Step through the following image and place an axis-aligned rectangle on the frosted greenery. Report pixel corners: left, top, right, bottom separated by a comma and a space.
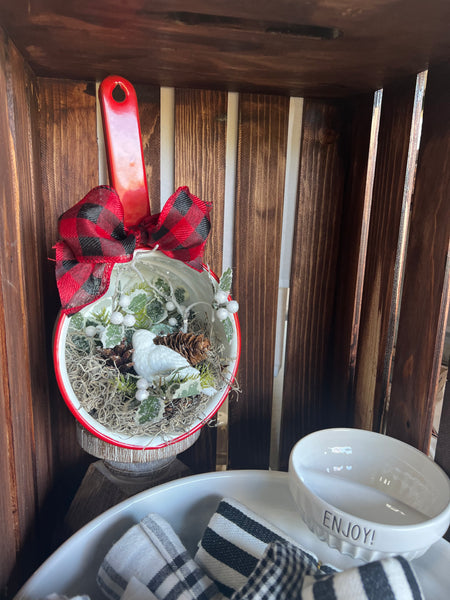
64, 255, 238, 442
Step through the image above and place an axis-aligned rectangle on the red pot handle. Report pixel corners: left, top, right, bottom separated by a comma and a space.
99, 75, 150, 227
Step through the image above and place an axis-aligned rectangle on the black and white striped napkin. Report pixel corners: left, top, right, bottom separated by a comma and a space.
194, 497, 335, 597
47, 497, 425, 600
97, 513, 221, 600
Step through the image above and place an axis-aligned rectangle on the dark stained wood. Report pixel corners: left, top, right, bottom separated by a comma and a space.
64, 459, 192, 537
174, 88, 227, 473
0, 28, 54, 593
229, 93, 289, 469
0, 1, 449, 97
327, 93, 374, 431
386, 65, 450, 452
178, 423, 218, 475
7, 40, 60, 585
37, 78, 98, 477
135, 84, 161, 215
0, 275, 18, 595
0, 30, 37, 558
175, 88, 227, 274
354, 77, 418, 432
8, 36, 56, 529
0, 6, 449, 587
279, 99, 348, 469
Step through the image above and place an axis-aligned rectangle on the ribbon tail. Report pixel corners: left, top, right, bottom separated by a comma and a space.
55, 241, 114, 315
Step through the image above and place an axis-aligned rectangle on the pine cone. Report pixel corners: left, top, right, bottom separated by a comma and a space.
153, 332, 210, 365
99, 341, 134, 374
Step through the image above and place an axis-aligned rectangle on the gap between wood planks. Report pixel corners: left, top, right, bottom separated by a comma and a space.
94, 83, 299, 469
94, 75, 441, 472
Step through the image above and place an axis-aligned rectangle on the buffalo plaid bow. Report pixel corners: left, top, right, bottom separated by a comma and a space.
55, 185, 212, 314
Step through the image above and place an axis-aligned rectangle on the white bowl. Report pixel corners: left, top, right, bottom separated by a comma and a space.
288, 428, 450, 561
14, 471, 450, 600
53, 250, 240, 450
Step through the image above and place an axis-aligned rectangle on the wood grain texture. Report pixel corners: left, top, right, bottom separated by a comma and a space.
0, 279, 18, 597
134, 84, 161, 215
228, 93, 289, 469
37, 78, 98, 476
386, 65, 450, 452
0, 258, 19, 593
175, 88, 227, 273
174, 88, 227, 473
0, 13, 447, 590
279, 99, 348, 469
327, 94, 374, 430
9, 42, 54, 531
0, 29, 37, 556
0, 1, 449, 97
354, 77, 417, 432
0, 28, 54, 594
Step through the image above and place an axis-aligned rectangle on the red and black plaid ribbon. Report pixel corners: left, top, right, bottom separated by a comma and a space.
55, 185, 212, 314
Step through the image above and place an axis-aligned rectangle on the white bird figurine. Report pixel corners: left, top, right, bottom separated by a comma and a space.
132, 329, 199, 384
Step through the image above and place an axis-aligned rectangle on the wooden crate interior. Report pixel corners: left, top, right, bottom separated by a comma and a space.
0, 1, 449, 595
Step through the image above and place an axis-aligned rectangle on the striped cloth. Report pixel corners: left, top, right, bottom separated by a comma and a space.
97, 513, 221, 600
194, 498, 335, 597
46, 498, 424, 600
231, 540, 424, 600
120, 577, 157, 600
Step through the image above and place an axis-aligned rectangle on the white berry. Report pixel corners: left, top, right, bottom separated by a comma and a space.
136, 378, 149, 390
135, 389, 149, 401
96, 325, 105, 334
214, 290, 228, 305
85, 325, 97, 337
123, 314, 136, 327
165, 301, 175, 311
110, 311, 124, 325
216, 307, 229, 321
168, 317, 178, 326
227, 300, 239, 314
119, 294, 131, 308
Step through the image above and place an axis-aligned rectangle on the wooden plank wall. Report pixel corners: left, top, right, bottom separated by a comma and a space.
0, 28, 449, 596
387, 66, 450, 451
0, 28, 53, 595
174, 89, 228, 473
326, 94, 375, 435
352, 66, 450, 454
279, 98, 360, 468
229, 94, 290, 469
354, 76, 420, 432
36, 79, 100, 553
38, 79, 98, 466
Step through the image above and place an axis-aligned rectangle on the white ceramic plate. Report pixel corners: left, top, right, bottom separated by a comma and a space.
15, 471, 450, 599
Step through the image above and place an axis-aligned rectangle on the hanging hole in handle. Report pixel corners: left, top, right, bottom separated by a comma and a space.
112, 83, 127, 103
